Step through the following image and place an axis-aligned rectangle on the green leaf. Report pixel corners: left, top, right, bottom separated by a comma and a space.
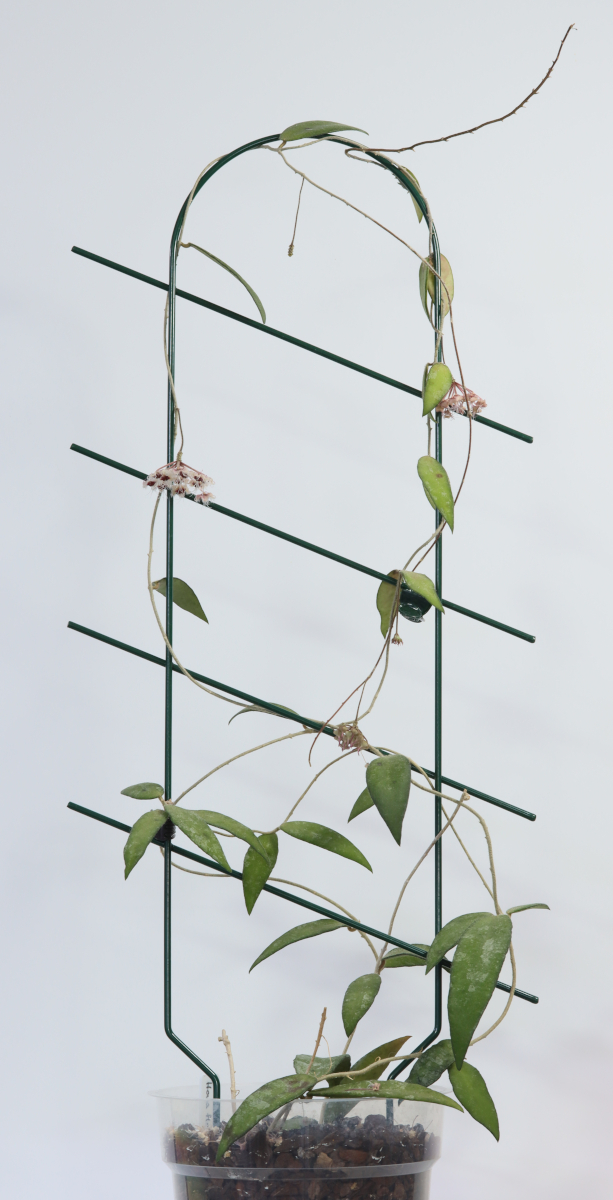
426, 912, 491, 974
279, 120, 368, 142
123, 809, 166, 879
348, 787, 374, 822
216, 1074, 317, 1159
448, 1062, 499, 1140
401, 571, 444, 614
449, 913, 512, 1069
506, 903, 550, 915
397, 166, 424, 223
293, 1053, 350, 1080
228, 703, 300, 726
313, 1080, 462, 1111
280, 821, 372, 871
182, 243, 266, 324
242, 833, 278, 914
365, 754, 411, 845
383, 944, 429, 968
164, 805, 230, 871
418, 255, 454, 320
152, 578, 208, 623
350, 1036, 410, 1082
417, 457, 455, 531
342, 973, 381, 1036
120, 782, 164, 800
249, 918, 343, 972
376, 577, 399, 637
408, 1039, 455, 1086
197, 810, 269, 862
422, 363, 454, 417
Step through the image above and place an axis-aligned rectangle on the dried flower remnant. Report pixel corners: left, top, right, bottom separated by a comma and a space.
144, 461, 215, 504
335, 723, 369, 752
391, 632, 404, 646
436, 382, 487, 419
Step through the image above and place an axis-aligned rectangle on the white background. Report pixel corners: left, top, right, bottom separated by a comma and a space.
1, 2, 611, 1197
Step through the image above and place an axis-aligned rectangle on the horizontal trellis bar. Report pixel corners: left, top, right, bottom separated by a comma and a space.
71, 246, 533, 444
67, 620, 537, 822
67, 801, 538, 1005
69, 443, 536, 644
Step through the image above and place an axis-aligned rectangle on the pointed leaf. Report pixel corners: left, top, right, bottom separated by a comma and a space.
350, 1036, 410, 1082
242, 833, 278, 914
216, 1074, 317, 1159
383, 944, 429, 968
448, 1062, 499, 1140
417, 456, 455, 531
228, 703, 300, 725
280, 120, 368, 142
342, 973, 381, 1036
123, 809, 166, 879
280, 821, 372, 871
397, 167, 424, 223
152, 577, 208, 623
376, 579, 398, 637
449, 913, 512, 1068
506, 903, 550, 915
182, 243, 266, 324
348, 787, 374, 822
419, 254, 454, 319
293, 1053, 350, 1080
313, 1080, 462, 1111
422, 363, 454, 416
409, 1039, 455, 1086
402, 571, 444, 614
249, 918, 343, 972
164, 805, 230, 871
121, 782, 164, 800
197, 810, 269, 861
365, 754, 411, 845
426, 912, 491, 973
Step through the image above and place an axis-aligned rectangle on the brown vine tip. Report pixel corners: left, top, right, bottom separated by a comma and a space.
367, 24, 576, 154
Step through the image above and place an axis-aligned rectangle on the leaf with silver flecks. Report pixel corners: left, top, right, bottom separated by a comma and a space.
242, 833, 279, 914
250, 919, 344, 972
164, 805, 230, 871
409, 1039, 455, 1086
216, 1075, 318, 1159
383, 945, 429, 968
280, 822, 372, 870
342, 974, 382, 1036
448, 913, 512, 1069
123, 809, 166, 879
198, 810, 269, 861
426, 912, 491, 973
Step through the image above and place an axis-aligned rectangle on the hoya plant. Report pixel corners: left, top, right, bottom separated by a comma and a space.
112, 28, 572, 1162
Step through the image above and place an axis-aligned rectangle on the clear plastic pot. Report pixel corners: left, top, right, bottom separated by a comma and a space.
152, 1085, 444, 1200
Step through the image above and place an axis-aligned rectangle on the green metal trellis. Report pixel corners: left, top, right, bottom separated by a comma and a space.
68, 131, 537, 1097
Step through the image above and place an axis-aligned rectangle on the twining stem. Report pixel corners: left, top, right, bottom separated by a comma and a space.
277, 749, 360, 825
441, 804, 495, 900
218, 1029, 238, 1110
173, 729, 310, 805
461, 802, 502, 914
288, 177, 305, 256
306, 1008, 328, 1073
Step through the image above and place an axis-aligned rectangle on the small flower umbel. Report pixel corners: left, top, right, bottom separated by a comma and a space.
335, 723, 369, 752
144, 460, 215, 504
436, 381, 487, 419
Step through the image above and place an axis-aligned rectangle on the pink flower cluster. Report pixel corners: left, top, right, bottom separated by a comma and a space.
335, 723, 368, 752
436, 381, 487, 419
144, 460, 215, 505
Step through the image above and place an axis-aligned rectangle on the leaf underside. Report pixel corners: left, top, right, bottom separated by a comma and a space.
121, 782, 164, 800
422, 363, 454, 417
152, 577, 208, 622
402, 571, 444, 614
182, 244, 266, 324
280, 120, 368, 142
417, 456, 455, 531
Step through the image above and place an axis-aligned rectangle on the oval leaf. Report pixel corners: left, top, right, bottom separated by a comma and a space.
350, 1036, 410, 1082
506, 903, 550, 915
448, 1062, 499, 1140
164, 805, 230, 871
123, 809, 166, 879
402, 571, 444, 614
121, 782, 164, 800
249, 918, 343, 972
418, 255, 454, 319
197, 810, 269, 862
280, 120, 368, 142
152, 577, 208, 623
242, 832, 278, 914
342, 973, 382, 1036
426, 912, 491, 974
314, 1080, 462, 1111
422, 363, 454, 417
216, 1074, 317, 1159
348, 787, 374, 822
365, 754, 411, 845
181, 243, 266, 324
409, 1039, 455, 1086
280, 821, 372, 871
449, 913, 512, 1069
383, 944, 429, 968
417, 456, 455, 531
